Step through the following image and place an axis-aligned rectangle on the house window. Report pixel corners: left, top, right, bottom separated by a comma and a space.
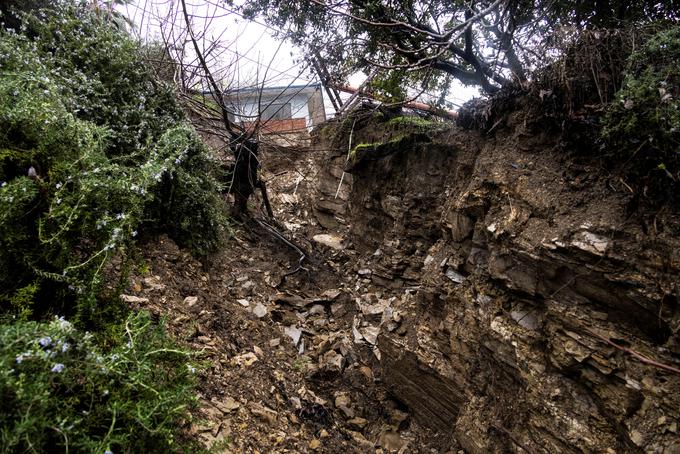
261, 102, 292, 121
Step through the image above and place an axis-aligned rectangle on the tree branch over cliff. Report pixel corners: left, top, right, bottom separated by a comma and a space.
242, 0, 680, 98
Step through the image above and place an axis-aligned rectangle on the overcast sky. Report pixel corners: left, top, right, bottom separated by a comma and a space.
118, 0, 478, 114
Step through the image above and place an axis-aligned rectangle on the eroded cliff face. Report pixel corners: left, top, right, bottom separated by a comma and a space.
312, 115, 680, 453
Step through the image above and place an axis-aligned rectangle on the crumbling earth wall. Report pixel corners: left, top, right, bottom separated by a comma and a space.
312, 115, 680, 453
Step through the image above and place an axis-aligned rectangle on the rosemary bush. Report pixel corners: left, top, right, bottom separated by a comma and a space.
0, 311, 199, 452
0, 2, 227, 319
0, 5, 222, 449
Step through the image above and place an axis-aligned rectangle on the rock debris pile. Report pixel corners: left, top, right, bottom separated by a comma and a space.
123, 116, 679, 453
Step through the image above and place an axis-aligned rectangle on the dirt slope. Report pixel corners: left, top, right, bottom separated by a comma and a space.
123, 110, 679, 453
122, 143, 452, 453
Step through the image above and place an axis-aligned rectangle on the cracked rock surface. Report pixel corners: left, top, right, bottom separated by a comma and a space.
125, 116, 679, 453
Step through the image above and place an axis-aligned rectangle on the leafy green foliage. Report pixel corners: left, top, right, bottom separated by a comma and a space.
0, 3, 227, 319
244, 0, 679, 97
18, 3, 184, 157
0, 311, 200, 452
143, 128, 229, 257
602, 25, 680, 203
0, 0, 59, 31
525, 0, 679, 28
0, 4, 226, 451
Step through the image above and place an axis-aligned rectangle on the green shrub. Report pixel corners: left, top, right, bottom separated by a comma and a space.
0, 311, 200, 452
0, 3, 228, 319
142, 128, 229, 258
602, 25, 680, 204
0, 5, 220, 450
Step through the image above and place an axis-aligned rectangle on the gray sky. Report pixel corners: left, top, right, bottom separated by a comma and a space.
118, 0, 478, 113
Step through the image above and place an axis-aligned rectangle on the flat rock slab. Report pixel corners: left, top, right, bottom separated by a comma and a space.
313, 233, 345, 251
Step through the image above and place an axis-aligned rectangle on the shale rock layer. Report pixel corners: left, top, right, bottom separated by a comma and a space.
312, 116, 680, 453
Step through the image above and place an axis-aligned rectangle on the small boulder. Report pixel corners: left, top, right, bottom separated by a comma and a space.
230, 352, 258, 367
120, 294, 149, 304
184, 296, 199, 306
348, 417, 368, 429
285, 325, 303, 346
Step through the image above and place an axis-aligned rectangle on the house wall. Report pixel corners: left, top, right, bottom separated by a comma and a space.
222, 86, 326, 147
235, 93, 312, 125
307, 89, 326, 126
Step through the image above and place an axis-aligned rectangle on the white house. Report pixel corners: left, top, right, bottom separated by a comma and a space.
201, 83, 326, 145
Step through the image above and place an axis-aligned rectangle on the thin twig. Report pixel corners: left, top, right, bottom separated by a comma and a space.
585, 328, 680, 374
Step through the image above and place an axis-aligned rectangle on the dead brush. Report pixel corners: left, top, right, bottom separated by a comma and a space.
529, 26, 642, 118
458, 25, 659, 132
531, 22, 678, 115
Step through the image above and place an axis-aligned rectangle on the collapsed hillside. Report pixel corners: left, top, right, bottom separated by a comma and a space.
308, 108, 680, 452
3, 4, 679, 453
122, 100, 680, 453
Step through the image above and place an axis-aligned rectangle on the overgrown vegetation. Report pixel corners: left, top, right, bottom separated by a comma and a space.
531, 28, 638, 117
0, 2, 227, 320
0, 312, 199, 452
246, 0, 679, 98
456, 22, 679, 209
0, 2, 227, 450
601, 25, 680, 204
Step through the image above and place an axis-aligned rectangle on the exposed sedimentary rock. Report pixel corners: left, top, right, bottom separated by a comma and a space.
312, 118, 680, 453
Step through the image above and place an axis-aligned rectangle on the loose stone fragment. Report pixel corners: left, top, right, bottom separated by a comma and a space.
253, 302, 268, 318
